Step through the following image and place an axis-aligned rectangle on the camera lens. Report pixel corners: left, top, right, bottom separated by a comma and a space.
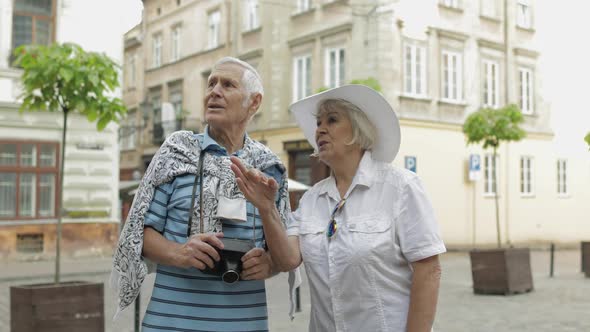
222, 270, 240, 284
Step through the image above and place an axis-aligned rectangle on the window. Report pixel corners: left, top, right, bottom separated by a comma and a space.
442, 50, 463, 101
484, 154, 499, 195
171, 26, 181, 62
516, 0, 531, 28
404, 43, 427, 96
519, 68, 533, 114
244, 0, 259, 31
16, 233, 44, 253
325, 48, 345, 89
557, 159, 567, 195
169, 84, 183, 119
483, 60, 499, 108
0, 142, 58, 219
208, 10, 221, 49
293, 55, 312, 102
296, 0, 311, 13
11, 0, 55, 51
152, 34, 162, 68
520, 156, 534, 195
120, 110, 137, 151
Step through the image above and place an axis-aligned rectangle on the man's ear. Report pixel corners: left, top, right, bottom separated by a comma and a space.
248, 93, 262, 116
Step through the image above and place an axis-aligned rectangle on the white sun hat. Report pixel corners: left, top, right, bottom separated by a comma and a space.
289, 84, 401, 163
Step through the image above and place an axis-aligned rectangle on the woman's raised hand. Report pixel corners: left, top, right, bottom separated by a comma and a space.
230, 156, 278, 213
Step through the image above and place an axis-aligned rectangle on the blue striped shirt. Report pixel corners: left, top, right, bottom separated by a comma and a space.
142, 131, 283, 332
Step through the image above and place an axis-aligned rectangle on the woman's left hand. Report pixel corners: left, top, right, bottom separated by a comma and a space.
230, 156, 278, 213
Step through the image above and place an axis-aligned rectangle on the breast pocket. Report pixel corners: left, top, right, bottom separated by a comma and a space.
298, 220, 326, 266
344, 214, 393, 265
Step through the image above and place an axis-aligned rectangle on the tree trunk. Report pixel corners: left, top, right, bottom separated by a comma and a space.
55, 109, 68, 283
493, 147, 501, 248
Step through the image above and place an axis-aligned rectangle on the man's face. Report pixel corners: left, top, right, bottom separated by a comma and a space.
204, 63, 251, 128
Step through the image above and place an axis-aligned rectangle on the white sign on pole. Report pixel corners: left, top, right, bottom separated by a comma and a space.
469, 154, 481, 181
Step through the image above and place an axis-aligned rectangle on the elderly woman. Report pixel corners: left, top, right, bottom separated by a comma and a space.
112, 57, 293, 332
233, 85, 446, 332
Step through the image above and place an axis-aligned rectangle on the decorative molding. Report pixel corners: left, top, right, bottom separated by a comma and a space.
242, 26, 262, 37
514, 47, 539, 59
438, 4, 464, 14
239, 48, 264, 61
433, 28, 469, 42
477, 38, 505, 52
399, 94, 432, 103
479, 15, 501, 24
146, 44, 226, 73
291, 7, 316, 19
322, 0, 349, 9
288, 22, 353, 47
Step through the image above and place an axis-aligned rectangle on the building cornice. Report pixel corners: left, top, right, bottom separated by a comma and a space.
145, 44, 226, 74
477, 38, 505, 52
288, 22, 353, 47
0, 101, 21, 110
239, 48, 264, 61
0, 67, 22, 78
514, 47, 539, 59
432, 27, 469, 42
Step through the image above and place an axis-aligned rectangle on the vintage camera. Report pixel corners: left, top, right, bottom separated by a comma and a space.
202, 238, 255, 284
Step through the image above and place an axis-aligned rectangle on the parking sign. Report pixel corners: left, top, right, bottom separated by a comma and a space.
469, 154, 481, 181
405, 156, 417, 173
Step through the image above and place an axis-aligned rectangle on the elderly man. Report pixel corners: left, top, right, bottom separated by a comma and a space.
111, 57, 292, 332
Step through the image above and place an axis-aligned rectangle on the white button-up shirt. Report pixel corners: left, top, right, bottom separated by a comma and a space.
287, 151, 446, 332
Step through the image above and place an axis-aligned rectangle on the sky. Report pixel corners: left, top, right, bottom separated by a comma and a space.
58, 0, 589, 157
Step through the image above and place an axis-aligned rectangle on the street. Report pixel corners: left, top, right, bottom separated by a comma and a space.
1, 249, 589, 331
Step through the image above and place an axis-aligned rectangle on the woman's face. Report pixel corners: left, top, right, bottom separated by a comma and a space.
315, 108, 361, 165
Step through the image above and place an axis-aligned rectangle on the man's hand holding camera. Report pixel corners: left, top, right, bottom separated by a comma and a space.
175, 232, 225, 270
241, 248, 274, 280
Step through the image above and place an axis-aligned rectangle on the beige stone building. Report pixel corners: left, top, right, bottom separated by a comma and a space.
121, 0, 590, 247
0, 0, 120, 259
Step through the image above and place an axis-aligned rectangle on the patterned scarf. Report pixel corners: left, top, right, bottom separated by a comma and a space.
110, 130, 291, 318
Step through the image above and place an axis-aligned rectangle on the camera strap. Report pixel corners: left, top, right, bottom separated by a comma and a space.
186, 150, 257, 244
187, 150, 206, 237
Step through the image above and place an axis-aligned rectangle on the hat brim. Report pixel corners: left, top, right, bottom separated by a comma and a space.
289, 85, 401, 163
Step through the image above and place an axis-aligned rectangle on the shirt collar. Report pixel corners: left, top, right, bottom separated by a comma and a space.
199, 126, 248, 156
318, 150, 376, 200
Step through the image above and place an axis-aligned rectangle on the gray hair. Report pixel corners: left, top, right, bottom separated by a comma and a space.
316, 98, 377, 151
212, 57, 264, 103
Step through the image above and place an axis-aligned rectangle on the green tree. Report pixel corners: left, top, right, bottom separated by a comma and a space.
349, 77, 381, 92
585, 132, 590, 150
462, 105, 526, 248
316, 77, 382, 94
13, 43, 126, 283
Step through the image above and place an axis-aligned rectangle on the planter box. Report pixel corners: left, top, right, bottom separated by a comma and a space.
469, 248, 534, 295
11, 281, 104, 332
582, 241, 590, 277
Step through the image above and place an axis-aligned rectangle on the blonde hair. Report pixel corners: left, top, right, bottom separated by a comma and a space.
315, 98, 377, 152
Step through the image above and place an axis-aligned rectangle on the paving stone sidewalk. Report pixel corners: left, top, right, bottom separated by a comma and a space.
1, 250, 589, 332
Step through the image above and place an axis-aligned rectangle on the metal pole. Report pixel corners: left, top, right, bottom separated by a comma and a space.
135, 292, 141, 332
549, 243, 555, 278
295, 287, 301, 312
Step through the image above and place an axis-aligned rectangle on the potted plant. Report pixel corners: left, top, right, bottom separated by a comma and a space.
10, 43, 126, 332
463, 105, 533, 295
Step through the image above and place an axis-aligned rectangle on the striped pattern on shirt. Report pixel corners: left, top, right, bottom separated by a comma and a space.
142, 170, 277, 332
